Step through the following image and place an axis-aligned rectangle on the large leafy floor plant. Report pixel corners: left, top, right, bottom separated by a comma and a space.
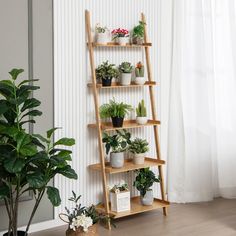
0, 69, 78, 236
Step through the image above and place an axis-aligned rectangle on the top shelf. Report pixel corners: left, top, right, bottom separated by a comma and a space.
88, 42, 152, 48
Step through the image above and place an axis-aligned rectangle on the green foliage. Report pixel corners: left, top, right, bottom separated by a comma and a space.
0, 68, 78, 236
119, 62, 133, 73
129, 138, 149, 154
133, 21, 145, 39
133, 168, 159, 197
102, 129, 131, 154
135, 62, 144, 77
136, 99, 147, 117
96, 61, 119, 80
99, 98, 132, 119
95, 24, 108, 34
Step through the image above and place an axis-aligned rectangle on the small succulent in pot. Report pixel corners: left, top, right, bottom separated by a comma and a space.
99, 98, 133, 127
134, 62, 145, 85
95, 61, 119, 86
136, 99, 147, 125
132, 21, 145, 45
129, 138, 149, 165
133, 168, 160, 206
95, 23, 109, 44
118, 62, 133, 86
102, 130, 131, 168
111, 28, 129, 45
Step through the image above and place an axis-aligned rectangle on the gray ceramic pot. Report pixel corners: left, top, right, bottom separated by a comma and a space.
140, 189, 154, 205
110, 152, 124, 168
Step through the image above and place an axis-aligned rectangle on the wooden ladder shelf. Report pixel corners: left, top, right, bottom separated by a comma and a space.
85, 10, 169, 229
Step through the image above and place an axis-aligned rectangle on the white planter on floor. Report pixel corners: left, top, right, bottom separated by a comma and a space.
120, 73, 132, 85
136, 116, 147, 125
134, 76, 145, 85
133, 153, 145, 165
110, 190, 130, 212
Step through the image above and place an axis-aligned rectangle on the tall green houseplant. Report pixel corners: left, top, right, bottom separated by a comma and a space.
0, 69, 78, 236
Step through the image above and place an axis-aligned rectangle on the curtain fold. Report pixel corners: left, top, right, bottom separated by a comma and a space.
168, 0, 236, 203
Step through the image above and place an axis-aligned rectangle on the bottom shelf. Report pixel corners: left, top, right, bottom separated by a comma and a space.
97, 196, 170, 219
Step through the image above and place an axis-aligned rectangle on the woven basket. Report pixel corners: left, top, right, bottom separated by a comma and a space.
66, 224, 98, 236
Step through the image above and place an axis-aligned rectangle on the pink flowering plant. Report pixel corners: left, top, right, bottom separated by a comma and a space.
111, 28, 129, 39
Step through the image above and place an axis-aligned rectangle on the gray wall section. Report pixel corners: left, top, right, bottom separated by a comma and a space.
0, 0, 54, 231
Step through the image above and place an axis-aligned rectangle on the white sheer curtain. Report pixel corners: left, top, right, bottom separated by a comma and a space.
168, 0, 236, 202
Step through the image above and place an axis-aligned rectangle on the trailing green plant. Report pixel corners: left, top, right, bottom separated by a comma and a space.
95, 61, 119, 80
136, 99, 147, 117
99, 98, 132, 119
119, 62, 133, 73
95, 23, 108, 33
129, 138, 149, 154
133, 168, 159, 197
132, 21, 145, 39
135, 62, 144, 77
0, 69, 78, 236
102, 129, 131, 154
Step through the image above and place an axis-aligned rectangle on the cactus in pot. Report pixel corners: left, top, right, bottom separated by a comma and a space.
119, 62, 133, 86
136, 99, 147, 125
134, 62, 145, 85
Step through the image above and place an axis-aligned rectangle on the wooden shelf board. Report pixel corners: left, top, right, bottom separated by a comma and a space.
96, 197, 169, 219
89, 158, 165, 174
88, 42, 152, 48
87, 81, 156, 89
88, 119, 160, 131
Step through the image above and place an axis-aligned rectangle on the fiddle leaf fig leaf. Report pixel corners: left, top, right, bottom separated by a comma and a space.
4, 156, 25, 173
54, 138, 75, 146
47, 186, 61, 206
0, 100, 8, 115
27, 172, 46, 188
20, 144, 38, 157
21, 98, 41, 112
57, 165, 78, 179
47, 127, 59, 139
0, 184, 10, 200
9, 68, 24, 80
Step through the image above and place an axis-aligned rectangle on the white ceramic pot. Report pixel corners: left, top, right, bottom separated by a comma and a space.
120, 73, 132, 85
134, 77, 145, 85
140, 189, 154, 206
133, 153, 145, 165
136, 116, 148, 125
117, 37, 129, 45
97, 32, 108, 44
110, 152, 124, 168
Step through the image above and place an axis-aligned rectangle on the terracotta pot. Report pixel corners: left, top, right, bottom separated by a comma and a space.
66, 224, 98, 236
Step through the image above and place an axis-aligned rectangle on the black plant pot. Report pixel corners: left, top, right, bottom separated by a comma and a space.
111, 116, 124, 127
102, 78, 112, 87
3, 231, 28, 236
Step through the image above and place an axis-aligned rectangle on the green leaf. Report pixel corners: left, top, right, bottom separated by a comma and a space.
47, 127, 59, 139
21, 109, 42, 119
26, 172, 46, 188
54, 138, 75, 146
17, 85, 40, 97
57, 165, 78, 179
0, 100, 8, 115
9, 68, 24, 80
18, 79, 39, 86
0, 184, 10, 200
19, 120, 36, 126
47, 186, 61, 206
33, 134, 49, 143
4, 156, 25, 173
21, 98, 41, 112
15, 132, 31, 152
0, 80, 15, 98
50, 156, 67, 168
20, 144, 38, 156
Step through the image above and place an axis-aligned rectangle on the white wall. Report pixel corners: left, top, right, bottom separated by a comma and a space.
53, 0, 173, 216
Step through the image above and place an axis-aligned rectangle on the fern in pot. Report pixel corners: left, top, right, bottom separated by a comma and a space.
129, 138, 149, 165
102, 130, 131, 168
118, 62, 133, 86
95, 61, 118, 87
0, 69, 78, 236
133, 168, 159, 206
99, 98, 132, 127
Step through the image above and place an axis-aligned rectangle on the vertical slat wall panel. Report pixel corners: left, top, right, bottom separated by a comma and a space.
54, 0, 161, 217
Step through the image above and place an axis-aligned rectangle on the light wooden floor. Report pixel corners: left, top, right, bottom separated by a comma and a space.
31, 198, 236, 236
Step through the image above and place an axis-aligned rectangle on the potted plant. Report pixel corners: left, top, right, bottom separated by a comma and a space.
118, 62, 133, 86
0, 69, 78, 236
95, 23, 109, 44
133, 168, 159, 206
109, 180, 130, 212
102, 130, 131, 168
132, 21, 145, 45
60, 192, 112, 236
95, 61, 119, 86
134, 62, 145, 85
111, 28, 129, 45
99, 98, 132, 127
129, 138, 149, 165
136, 99, 147, 125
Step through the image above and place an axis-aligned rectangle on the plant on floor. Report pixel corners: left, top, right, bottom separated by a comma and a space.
133, 168, 159, 197
95, 61, 119, 86
99, 98, 132, 127
135, 62, 144, 77
60, 191, 113, 234
132, 21, 145, 44
129, 138, 149, 154
119, 62, 133, 73
0, 69, 78, 236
